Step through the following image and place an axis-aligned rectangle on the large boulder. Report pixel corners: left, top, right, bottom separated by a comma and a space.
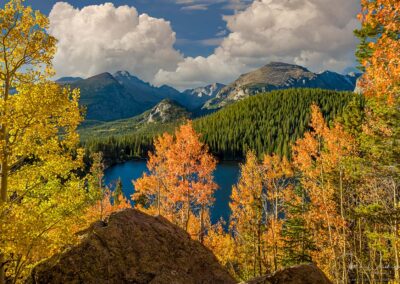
28, 209, 235, 284
242, 264, 332, 284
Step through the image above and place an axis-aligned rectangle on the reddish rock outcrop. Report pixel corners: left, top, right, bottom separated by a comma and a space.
243, 264, 332, 284
29, 209, 235, 284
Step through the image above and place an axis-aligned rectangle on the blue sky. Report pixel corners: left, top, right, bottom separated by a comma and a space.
25, 0, 250, 58
21, 0, 360, 90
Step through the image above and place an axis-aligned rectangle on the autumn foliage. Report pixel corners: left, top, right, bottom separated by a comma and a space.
134, 121, 217, 241
0, 0, 399, 283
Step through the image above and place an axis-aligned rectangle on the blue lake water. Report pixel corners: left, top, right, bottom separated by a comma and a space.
104, 160, 241, 223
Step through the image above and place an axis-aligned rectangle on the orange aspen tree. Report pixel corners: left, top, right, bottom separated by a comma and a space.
262, 154, 293, 272
133, 133, 175, 219
355, 1, 400, 281
292, 105, 356, 282
230, 151, 266, 280
134, 121, 217, 242
357, 0, 400, 102
204, 221, 237, 278
229, 151, 293, 280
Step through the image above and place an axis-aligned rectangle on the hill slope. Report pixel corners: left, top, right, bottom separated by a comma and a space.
203, 62, 360, 109
195, 88, 359, 159
79, 99, 190, 141
84, 89, 360, 163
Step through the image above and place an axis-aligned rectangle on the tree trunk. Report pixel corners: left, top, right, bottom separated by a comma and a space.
392, 180, 400, 283
339, 168, 347, 283
0, 81, 10, 284
257, 221, 262, 276
0, 253, 5, 284
185, 188, 190, 232
199, 205, 204, 244
0, 157, 7, 203
157, 182, 161, 216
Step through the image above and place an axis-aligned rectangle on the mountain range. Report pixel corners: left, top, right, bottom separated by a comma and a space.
203, 62, 360, 109
56, 62, 360, 123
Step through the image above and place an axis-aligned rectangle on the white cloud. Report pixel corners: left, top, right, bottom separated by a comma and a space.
181, 4, 209, 11
49, 2, 183, 81
49, 0, 360, 91
175, 0, 251, 12
154, 0, 360, 89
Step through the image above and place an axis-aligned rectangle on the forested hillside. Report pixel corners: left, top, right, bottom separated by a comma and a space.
84, 88, 359, 163
195, 88, 360, 159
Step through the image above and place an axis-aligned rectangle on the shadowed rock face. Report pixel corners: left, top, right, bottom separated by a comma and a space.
28, 209, 235, 284
242, 264, 332, 284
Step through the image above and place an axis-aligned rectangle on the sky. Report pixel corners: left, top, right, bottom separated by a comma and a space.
25, 0, 361, 90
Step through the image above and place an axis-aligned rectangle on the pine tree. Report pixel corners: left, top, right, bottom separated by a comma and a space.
114, 178, 124, 205
282, 185, 315, 266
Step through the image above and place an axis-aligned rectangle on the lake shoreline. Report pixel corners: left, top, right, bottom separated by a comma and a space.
105, 160, 241, 224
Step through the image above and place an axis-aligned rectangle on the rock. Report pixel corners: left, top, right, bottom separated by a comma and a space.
28, 209, 235, 284
242, 264, 332, 284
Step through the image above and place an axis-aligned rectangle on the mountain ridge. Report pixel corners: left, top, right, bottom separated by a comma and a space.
79, 99, 190, 140
58, 62, 361, 122
203, 62, 361, 109
65, 71, 193, 122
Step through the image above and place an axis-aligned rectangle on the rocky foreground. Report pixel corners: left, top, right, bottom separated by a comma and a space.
242, 264, 332, 284
28, 209, 331, 284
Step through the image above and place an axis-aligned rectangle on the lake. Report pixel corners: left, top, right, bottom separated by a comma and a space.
105, 160, 241, 223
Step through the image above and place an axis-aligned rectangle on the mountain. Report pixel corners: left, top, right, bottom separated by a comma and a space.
79, 99, 190, 140
59, 63, 360, 122
203, 62, 361, 109
56, 77, 83, 84
112, 71, 165, 105
69, 72, 148, 122
183, 83, 225, 110
66, 71, 193, 122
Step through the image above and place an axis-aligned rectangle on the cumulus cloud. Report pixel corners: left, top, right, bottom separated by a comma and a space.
181, 4, 209, 11
175, 0, 251, 12
154, 0, 360, 89
49, 0, 360, 90
49, 2, 183, 81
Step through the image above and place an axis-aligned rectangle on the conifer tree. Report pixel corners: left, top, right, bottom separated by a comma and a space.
281, 185, 315, 266
114, 178, 124, 206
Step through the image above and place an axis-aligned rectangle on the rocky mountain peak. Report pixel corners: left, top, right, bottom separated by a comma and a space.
184, 83, 225, 98
146, 99, 189, 123
203, 62, 361, 110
